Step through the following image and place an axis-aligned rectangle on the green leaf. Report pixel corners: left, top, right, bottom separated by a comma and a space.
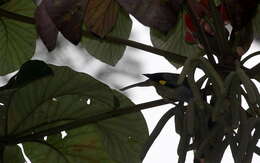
81, 8, 132, 66
23, 91, 148, 163
0, 0, 36, 75
252, 4, 260, 36
4, 145, 25, 163
236, 66, 257, 105
150, 15, 201, 68
6, 63, 116, 135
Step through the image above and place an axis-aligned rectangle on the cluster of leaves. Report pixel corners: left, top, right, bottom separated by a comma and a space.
0, 0, 260, 163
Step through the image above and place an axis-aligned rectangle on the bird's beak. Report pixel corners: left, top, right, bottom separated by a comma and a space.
120, 80, 152, 91
142, 74, 152, 78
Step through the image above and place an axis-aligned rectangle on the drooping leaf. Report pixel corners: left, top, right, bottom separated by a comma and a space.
150, 14, 201, 68
116, 0, 181, 32
82, 8, 132, 66
35, 2, 58, 51
23, 92, 148, 163
85, 0, 119, 37
43, 0, 87, 45
4, 145, 25, 163
236, 66, 257, 105
0, 0, 36, 75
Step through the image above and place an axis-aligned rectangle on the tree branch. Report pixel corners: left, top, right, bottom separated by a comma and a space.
5, 99, 171, 144
0, 8, 186, 65
140, 107, 177, 160
0, 8, 35, 24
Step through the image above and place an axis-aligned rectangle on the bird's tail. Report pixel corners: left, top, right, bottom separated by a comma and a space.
120, 80, 151, 91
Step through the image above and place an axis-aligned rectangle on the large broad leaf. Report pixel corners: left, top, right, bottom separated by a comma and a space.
4, 145, 25, 163
4, 62, 116, 135
150, 15, 201, 68
0, 0, 36, 75
23, 91, 148, 163
82, 8, 132, 66
0, 60, 148, 162
85, 0, 119, 37
116, 0, 180, 32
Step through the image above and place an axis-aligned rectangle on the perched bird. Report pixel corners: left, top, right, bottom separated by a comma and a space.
120, 73, 193, 102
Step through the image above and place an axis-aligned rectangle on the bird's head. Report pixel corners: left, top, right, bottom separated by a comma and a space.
143, 73, 180, 88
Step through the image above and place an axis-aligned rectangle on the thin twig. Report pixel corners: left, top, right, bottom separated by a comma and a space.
140, 107, 177, 160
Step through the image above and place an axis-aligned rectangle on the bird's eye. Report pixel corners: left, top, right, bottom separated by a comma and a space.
159, 80, 167, 85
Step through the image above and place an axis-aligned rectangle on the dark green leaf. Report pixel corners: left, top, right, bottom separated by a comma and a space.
174, 105, 184, 135
150, 15, 201, 68
177, 121, 190, 163
0, 0, 36, 75
6, 63, 115, 135
186, 103, 195, 136
236, 66, 257, 104
23, 92, 148, 163
4, 145, 25, 163
252, 4, 260, 36
82, 9, 132, 66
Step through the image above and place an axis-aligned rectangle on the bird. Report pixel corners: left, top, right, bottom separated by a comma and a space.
120, 73, 193, 102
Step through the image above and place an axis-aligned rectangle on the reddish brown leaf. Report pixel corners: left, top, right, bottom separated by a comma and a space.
85, 0, 119, 37
185, 31, 197, 44
218, 4, 229, 24
184, 14, 197, 32
43, 0, 88, 44
116, 0, 181, 32
35, 3, 58, 51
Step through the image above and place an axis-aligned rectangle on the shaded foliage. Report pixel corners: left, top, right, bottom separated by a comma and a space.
0, 0, 259, 163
